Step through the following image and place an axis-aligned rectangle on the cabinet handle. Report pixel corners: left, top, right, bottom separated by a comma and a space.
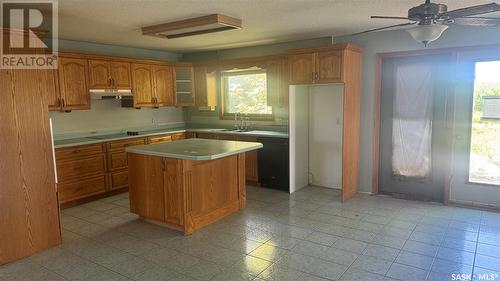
108, 78, 112, 86
315, 72, 319, 80
61, 98, 66, 108
57, 97, 61, 107
112, 78, 115, 88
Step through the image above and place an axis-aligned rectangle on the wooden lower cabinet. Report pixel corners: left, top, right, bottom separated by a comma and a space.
195, 133, 259, 183
55, 133, 190, 207
128, 152, 246, 234
110, 170, 129, 190
56, 144, 108, 205
58, 175, 108, 203
148, 135, 172, 144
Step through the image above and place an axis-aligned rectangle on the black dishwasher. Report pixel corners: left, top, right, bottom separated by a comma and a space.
257, 137, 289, 191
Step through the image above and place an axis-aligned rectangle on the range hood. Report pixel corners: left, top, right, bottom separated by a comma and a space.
90, 89, 133, 100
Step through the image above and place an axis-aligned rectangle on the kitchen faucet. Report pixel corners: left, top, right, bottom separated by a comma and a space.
234, 112, 250, 131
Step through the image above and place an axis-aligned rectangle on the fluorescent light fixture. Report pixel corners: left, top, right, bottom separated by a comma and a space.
406, 24, 448, 46
142, 14, 241, 39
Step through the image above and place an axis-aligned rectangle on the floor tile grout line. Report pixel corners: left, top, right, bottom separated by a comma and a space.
470, 211, 484, 278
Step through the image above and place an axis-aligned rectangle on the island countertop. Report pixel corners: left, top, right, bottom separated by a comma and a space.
126, 138, 263, 161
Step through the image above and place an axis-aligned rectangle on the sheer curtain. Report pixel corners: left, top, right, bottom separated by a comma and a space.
392, 61, 433, 178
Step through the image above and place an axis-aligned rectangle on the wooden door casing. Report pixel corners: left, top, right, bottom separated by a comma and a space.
58, 57, 90, 110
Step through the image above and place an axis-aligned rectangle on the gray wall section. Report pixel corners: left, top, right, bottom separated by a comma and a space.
182, 37, 332, 61
331, 25, 500, 194
58, 39, 183, 61
185, 25, 500, 198
183, 37, 332, 131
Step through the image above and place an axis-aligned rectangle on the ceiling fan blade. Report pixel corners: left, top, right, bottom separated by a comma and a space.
453, 17, 500, 26
371, 16, 411, 20
441, 3, 500, 19
351, 22, 416, 36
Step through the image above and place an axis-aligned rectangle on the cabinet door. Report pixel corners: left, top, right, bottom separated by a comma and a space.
245, 151, 259, 182
315, 50, 343, 83
288, 53, 314, 84
153, 65, 175, 107
131, 64, 154, 107
194, 66, 217, 107
110, 61, 131, 89
148, 135, 172, 144
128, 154, 165, 221
38, 69, 60, 111
58, 57, 90, 110
267, 58, 288, 107
163, 158, 183, 226
236, 136, 259, 182
88, 59, 111, 89
174, 66, 195, 106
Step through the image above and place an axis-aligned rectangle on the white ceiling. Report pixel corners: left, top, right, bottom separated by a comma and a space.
58, 0, 498, 53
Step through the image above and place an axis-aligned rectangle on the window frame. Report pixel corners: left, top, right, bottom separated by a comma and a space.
219, 68, 274, 121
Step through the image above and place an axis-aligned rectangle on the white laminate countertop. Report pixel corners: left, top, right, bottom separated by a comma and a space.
53, 127, 288, 149
126, 138, 263, 160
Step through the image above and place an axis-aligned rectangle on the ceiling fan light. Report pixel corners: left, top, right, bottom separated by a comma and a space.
406, 24, 448, 46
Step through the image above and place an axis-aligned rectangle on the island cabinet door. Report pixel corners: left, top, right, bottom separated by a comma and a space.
128, 154, 165, 221
163, 158, 183, 226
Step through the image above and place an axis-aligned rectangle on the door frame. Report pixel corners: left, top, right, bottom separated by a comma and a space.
371, 44, 500, 203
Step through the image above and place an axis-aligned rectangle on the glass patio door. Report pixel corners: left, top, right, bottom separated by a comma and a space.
379, 54, 452, 202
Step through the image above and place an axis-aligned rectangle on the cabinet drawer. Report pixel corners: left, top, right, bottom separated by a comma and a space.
108, 151, 128, 170
110, 170, 129, 190
196, 132, 219, 139
171, 133, 186, 141
56, 143, 105, 160
57, 154, 107, 181
58, 175, 107, 203
218, 134, 236, 141
236, 136, 257, 142
107, 138, 146, 152
148, 135, 172, 144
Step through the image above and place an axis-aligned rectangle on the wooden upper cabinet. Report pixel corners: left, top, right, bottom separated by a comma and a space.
315, 50, 343, 83
153, 65, 175, 107
89, 60, 131, 89
110, 61, 131, 89
288, 53, 314, 85
131, 63, 154, 107
58, 57, 90, 110
38, 69, 60, 110
88, 59, 111, 88
194, 66, 217, 107
174, 65, 195, 106
267, 58, 288, 107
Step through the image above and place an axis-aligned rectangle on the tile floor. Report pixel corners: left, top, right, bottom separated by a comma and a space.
1, 186, 500, 281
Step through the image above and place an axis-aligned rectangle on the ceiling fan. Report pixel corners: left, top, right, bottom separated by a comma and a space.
355, 0, 500, 46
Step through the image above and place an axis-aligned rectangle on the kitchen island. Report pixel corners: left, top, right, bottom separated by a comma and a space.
126, 138, 262, 235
